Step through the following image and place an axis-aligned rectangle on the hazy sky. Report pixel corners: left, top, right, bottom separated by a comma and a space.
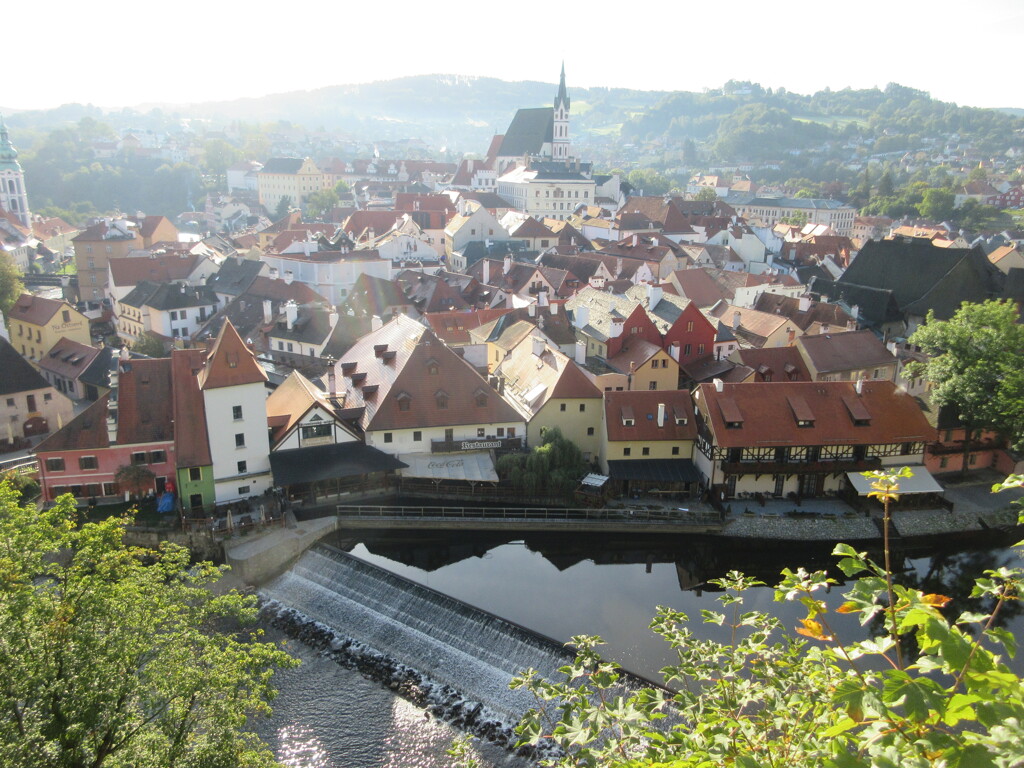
8, 0, 1022, 112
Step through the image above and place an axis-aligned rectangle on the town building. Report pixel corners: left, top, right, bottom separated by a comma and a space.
257, 157, 330, 213
0, 337, 74, 445
6, 294, 91, 363
72, 216, 179, 300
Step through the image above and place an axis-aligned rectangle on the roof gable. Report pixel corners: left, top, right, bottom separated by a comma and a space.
197, 320, 267, 390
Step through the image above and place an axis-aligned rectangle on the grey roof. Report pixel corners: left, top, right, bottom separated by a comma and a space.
206, 258, 264, 298
79, 346, 114, 389
498, 107, 553, 157
838, 239, 1003, 320
809, 277, 903, 328
0, 337, 51, 395
120, 281, 219, 311
270, 442, 406, 485
261, 157, 306, 174
724, 193, 850, 210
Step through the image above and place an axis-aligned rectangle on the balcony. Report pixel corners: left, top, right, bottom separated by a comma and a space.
927, 438, 1005, 457
430, 436, 523, 454
721, 457, 881, 476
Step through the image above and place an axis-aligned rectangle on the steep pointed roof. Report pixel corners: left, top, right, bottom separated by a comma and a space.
554, 62, 570, 111
197, 320, 267, 390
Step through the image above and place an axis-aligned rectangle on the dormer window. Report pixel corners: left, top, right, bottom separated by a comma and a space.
474, 390, 488, 407
426, 358, 439, 375
435, 390, 449, 409
396, 392, 412, 412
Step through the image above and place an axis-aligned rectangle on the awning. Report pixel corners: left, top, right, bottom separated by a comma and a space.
846, 466, 945, 496
606, 459, 701, 484
580, 473, 609, 488
399, 451, 499, 482
270, 442, 407, 486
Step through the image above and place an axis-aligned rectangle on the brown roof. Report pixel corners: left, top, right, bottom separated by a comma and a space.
752, 293, 854, 332
709, 303, 792, 346
171, 349, 211, 467
197, 320, 268, 390
9, 293, 71, 325
265, 370, 348, 446
607, 338, 666, 374
694, 380, 933, 448
34, 396, 111, 453
604, 389, 697, 442
134, 215, 174, 240
115, 357, 174, 444
671, 269, 729, 307
38, 338, 103, 379
423, 308, 512, 345
731, 347, 811, 382
795, 330, 896, 374
108, 253, 201, 287
510, 217, 555, 239
334, 314, 522, 432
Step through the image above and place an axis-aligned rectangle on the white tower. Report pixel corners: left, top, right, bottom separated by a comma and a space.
0, 117, 31, 228
552, 63, 571, 162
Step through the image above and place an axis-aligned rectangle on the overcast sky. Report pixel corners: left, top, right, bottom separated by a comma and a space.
7, 0, 1021, 112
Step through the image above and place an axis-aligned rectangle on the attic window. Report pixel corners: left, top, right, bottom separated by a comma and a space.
620, 405, 635, 427
435, 390, 449, 409
362, 384, 379, 398
426, 358, 440, 375
842, 395, 872, 426
341, 361, 357, 375
396, 391, 412, 411
350, 372, 367, 384
787, 395, 814, 428
373, 344, 388, 357
226, 352, 238, 369
474, 390, 488, 407
718, 397, 744, 429
382, 350, 396, 363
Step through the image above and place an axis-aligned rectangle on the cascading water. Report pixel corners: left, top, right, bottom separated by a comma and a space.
259, 544, 580, 723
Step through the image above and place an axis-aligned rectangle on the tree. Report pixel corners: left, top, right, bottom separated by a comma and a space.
0, 480, 297, 766
304, 188, 340, 219
909, 300, 1024, 475
114, 463, 157, 500
692, 186, 718, 202
202, 139, 242, 177
877, 169, 895, 198
274, 196, 292, 220
917, 187, 956, 221
0, 253, 24, 316
481, 469, 1024, 768
131, 332, 167, 357
626, 169, 671, 197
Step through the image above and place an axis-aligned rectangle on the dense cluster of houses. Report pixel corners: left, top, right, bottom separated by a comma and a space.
3, 75, 1024, 516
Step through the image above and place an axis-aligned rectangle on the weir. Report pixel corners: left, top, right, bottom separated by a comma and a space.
260, 544, 597, 721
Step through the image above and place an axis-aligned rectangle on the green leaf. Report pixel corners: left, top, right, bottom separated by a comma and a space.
985, 627, 1018, 658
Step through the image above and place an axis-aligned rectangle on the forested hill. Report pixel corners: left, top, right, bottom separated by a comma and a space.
622, 82, 1024, 161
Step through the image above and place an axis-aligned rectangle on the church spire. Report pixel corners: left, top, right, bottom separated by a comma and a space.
554, 62, 570, 112
0, 115, 31, 227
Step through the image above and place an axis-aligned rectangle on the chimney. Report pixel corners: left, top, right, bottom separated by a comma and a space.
787, 327, 796, 345
328, 363, 337, 398
285, 300, 297, 330
503, 254, 512, 275
850, 303, 859, 319
887, 340, 898, 355
262, 299, 273, 324
713, 377, 724, 393
328, 307, 339, 329
609, 318, 624, 338
483, 258, 490, 285
632, 234, 638, 247
550, 302, 558, 315
657, 403, 666, 427
821, 323, 830, 335
732, 311, 742, 330
371, 315, 384, 331
574, 304, 589, 329
855, 378, 864, 395
798, 296, 811, 312
646, 283, 663, 310
284, 271, 294, 285
531, 335, 545, 357
669, 341, 680, 361
528, 303, 536, 317
538, 290, 549, 307
575, 340, 586, 364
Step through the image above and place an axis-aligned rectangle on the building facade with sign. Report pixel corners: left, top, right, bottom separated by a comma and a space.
7, 294, 91, 365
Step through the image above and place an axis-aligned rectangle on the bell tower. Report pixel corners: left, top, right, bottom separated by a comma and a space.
552, 63, 571, 161
0, 117, 31, 228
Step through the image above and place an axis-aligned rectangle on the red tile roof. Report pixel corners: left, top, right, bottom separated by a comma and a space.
198, 320, 267, 390
38, 338, 103, 380
115, 357, 174, 444
604, 389, 697, 442
171, 349, 211, 467
107, 253, 201, 287
9, 293, 71, 325
693, 380, 933, 448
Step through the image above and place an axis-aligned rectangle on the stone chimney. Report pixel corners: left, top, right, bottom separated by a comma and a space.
262, 300, 273, 325
669, 342, 680, 361
284, 271, 294, 286
646, 283, 663, 310
787, 327, 796, 345
285, 300, 297, 330
609, 318, 624, 338
574, 304, 589, 329
855, 378, 864, 395
531, 335, 545, 357
328, 306, 339, 329
798, 296, 811, 312
483, 258, 490, 285
550, 302, 558, 315
732, 311, 742, 330
575, 340, 586, 364
528, 303, 536, 317
328, 363, 337, 398
713, 377, 724, 393
371, 315, 383, 331
503, 254, 512, 275
657, 403, 665, 427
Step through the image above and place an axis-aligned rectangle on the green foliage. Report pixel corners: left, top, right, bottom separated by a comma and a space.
692, 187, 718, 202
131, 331, 167, 358
304, 188, 340, 219
274, 196, 293, 220
626, 169, 672, 197
908, 300, 1024, 454
0, 480, 298, 767
917, 188, 956, 221
511, 469, 1024, 768
496, 428, 587, 499
0, 253, 25, 316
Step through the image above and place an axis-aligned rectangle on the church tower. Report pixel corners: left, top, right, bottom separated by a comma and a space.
552, 63, 571, 161
0, 117, 31, 228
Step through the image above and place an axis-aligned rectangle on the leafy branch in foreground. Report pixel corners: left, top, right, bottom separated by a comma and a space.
0, 481, 299, 767
506, 469, 1024, 767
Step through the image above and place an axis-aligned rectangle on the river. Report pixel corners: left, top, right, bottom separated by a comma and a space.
252, 529, 1024, 767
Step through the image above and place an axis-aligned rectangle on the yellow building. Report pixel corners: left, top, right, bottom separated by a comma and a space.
494, 333, 603, 459
7, 293, 91, 364
607, 339, 680, 392
257, 157, 330, 213
599, 389, 699, 497
72, 216, 179, 300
